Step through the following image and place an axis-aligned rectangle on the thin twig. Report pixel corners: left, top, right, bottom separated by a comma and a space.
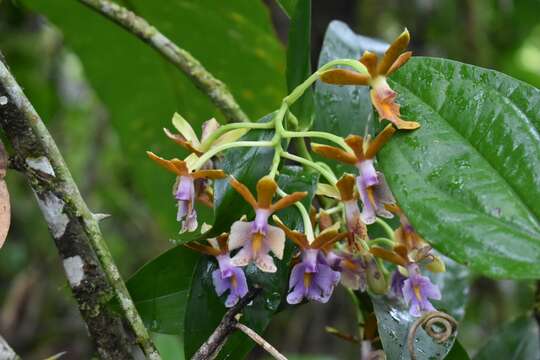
77, 0, 249, 124
0, 334, 20, 360
235, 323, 288, 360
191, 288, 261, 360
0, 57, 159, 359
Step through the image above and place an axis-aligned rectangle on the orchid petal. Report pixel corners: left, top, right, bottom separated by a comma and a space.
265, 225, 285, 259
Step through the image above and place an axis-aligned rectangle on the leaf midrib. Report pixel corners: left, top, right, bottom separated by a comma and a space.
390, 72, 540, 235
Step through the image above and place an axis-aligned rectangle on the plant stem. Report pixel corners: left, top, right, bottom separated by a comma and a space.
369, 237, 396, 249
283, 130, 352, 152
235, 323, 288, 360
375, 217, 396, 242
345, 288, 364, 341
78, 0, 249, 123
191, 289, 261, 360
0, 57, 159, 359
280, 151, 337, 185
200, 121, 275, 152
192, 140, 274, 171
277, 188, 314, 243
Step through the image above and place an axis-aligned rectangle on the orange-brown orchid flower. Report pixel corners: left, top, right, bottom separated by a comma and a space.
320, 30, 420, 130
147, 151, 226, 233
227, 176, 307, 273
312, 125, 397, 225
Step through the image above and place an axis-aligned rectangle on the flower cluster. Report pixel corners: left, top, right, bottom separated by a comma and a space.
147, 30, 446, 325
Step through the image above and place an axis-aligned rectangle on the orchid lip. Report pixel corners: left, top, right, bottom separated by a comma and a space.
356, 159, 379, 187
252, 208, 271, 234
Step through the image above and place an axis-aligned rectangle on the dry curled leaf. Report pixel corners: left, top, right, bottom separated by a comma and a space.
0, 140, 11, 248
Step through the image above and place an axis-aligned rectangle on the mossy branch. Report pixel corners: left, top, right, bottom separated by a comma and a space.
0, 57, 159, 359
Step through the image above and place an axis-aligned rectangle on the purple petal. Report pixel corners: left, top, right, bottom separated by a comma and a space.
212, 269, 229, 296
287, 282, 306, 305
356, 159, 379, 187
231, 267, 249, 298
289, 263, 305, 289
302, 249, 319, 273
344, 200, 364, 236
254, 253, 277, 273
176, 176, 195, 201
357, 179, 376, 225
253, 209, 271, 234
216, 254, 235, 278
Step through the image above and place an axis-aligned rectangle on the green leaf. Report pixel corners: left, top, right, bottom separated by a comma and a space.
474, 315, 540, 360
126, 246, 200, 334
370, 257, 469, 359
184, 166, 319, 359
313, 21, 387, 174
23, 0, 286, 236
379, 57, 540, 279
275, 0, 297, 17
445, 341, 470, 360
286, 0, 314, 130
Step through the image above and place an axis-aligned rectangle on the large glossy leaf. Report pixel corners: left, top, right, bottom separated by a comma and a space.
184, 166, 319, 359
286, 0, 314, 130
474, 315, 540, 360
379, 57, 540, 279
445, 341, 470, 360
370, 257, 469, 360
126, 246, 200, 334
23, 0, 285, 236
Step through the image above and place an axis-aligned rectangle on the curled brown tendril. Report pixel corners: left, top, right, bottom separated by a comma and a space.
407, 311, 458, 360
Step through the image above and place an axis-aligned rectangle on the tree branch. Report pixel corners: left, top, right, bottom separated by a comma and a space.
0, 335, 20, 360
235, 323, 288, 360
0, 57, 159, 359
77, 0, 249, 124
191, 288, 261, 360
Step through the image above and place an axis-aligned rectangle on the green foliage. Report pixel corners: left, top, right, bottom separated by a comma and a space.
275, 0, 298, 17
474, 315, 540, 359
381, 57, 540, 279
23, 0, 286, 236
314, 21, 540, 279
286, 0, 314, 129
184, 166, 319, 359
370, 257, 469, 359
445, 341, 470, 360
126, 246, 200, 334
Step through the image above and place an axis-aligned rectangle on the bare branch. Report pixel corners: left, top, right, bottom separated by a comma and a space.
191, 288, 261, 360
0, 57, 159, 359
77, 0, 249, 124
235, 323, 288, 360
0, 335, 19, 360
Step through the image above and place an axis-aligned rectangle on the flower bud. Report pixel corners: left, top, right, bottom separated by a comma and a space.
425, 255, 446, 273
365, 255, 388, 294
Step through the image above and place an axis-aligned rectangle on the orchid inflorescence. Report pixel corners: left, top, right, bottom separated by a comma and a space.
147, 30, 445, 327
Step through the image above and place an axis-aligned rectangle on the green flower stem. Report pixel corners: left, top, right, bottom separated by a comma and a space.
199, 120, 275, 152
283, 130, 353, 152
192, 140, 273, 170
374, 217, 396, 242
319, 204, 343, 216
284, 58, 368, 106
281, 151, 338, 185
370, 237, 396, 249
277, 188, 315, 243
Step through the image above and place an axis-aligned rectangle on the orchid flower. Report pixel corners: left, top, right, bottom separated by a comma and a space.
146, 152, 226, 232
185, 234, 248, 307
327, 250, 368, 291
163, 113, 245, 156
275, 219, 347, 304
320, 29, 420, 130
336, 174, 368, 245
369, 232, 443, 316
228, 176, 307, 273
312, 124, 397, 224
403, 263, 441, 317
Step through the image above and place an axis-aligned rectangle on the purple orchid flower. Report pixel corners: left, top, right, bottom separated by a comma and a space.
327, 250, 367, 291
227, 176, 306, 273
402, 263, 441, 317
311, 126, 397, 226
176, 175, 197, 232
390, 269, 407, 299
287, 249, 341, 304
212, 254, 249, 307
185, 234, 249, 308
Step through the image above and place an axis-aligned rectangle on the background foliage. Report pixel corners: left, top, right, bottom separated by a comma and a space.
0, 0, 539, 359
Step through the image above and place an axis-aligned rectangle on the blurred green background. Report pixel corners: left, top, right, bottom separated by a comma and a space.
0, 0, 539, 358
